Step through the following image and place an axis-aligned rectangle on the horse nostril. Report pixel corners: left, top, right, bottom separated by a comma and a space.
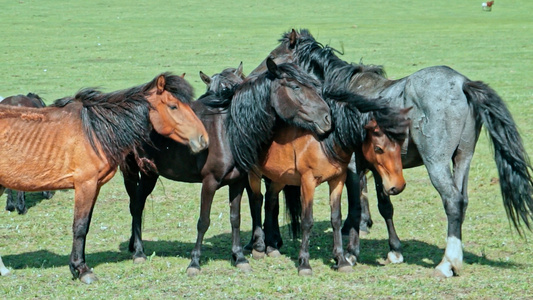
324, 114, 331, 126
200, 135, 209, 148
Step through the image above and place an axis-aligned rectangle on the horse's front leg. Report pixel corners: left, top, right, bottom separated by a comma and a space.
263, 181, 285, 257
187, 175, 218, 276
298, 175, 315, 276
248, 172, 266, 259
228, 179, 251, 272
373, 173, 403, 264
16, 191, 27, 215
123, 165, 158, 263
329, 175, 353, 272
70, 181, 100, 284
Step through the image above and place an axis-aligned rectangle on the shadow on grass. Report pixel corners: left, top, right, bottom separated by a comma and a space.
2, 220, 523, 273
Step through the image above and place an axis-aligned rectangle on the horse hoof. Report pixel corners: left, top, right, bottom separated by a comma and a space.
186, 267, 201, 277
298, 268, 313, 276
345, 254, 357, 266
133, 256, 147, 264
0, 269, 11, 276
236, 263, 252, 273
252, 249, 265, 260
267, 249, 281, 258
79, 272, 98, 284
385, 251, 404, 264
337, 265, 353, 273
433, 266, 453, 278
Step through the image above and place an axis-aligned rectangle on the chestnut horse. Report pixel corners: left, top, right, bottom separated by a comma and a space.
1, 93, 54, 214
259, 29, 533, 277
227, 74, 410, 275
0, 73, 208, 283
122, 58, 332, 276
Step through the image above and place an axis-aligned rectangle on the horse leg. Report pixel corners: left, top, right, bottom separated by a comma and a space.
16, 191, 27, 215
425, 160, 466, 278
124, 167, 158, 263
69, 182, 100, 284
343, 170, 362, 265
263, 181, 285, 257
359, 175, 372, 234
248, 173, 266, 259
298, 176, 315, 276
329, 175, 353, 273
228, 179, 251, 271
187, 175, 218, 276
373, 173, 403, 264
0, 255, 10, 276
5, 189, 15, 212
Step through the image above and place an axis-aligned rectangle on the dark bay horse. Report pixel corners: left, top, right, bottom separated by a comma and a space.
122, 58, 332, 276
227, 72, 410, 275
260, 29, 533, 277
1, 93, 54, 214
0, 73, 209, 283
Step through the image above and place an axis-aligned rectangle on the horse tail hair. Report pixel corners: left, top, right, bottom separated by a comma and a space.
282, 185, 302, 239
464, 80, 533, 235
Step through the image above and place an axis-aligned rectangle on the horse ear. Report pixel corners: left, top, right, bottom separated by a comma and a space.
181, 73, 186, 78
156, 75, 166, 95
266, 57, 281, 79
364, 119, 380, 133
289, 29, 298, 49
199, 71, 211, 85
235, 62, 244, 78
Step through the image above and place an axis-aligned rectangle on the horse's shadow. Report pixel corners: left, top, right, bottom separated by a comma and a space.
3, 220, 521, 272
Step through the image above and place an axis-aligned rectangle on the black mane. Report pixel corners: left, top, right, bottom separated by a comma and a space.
52, 73, 193, 171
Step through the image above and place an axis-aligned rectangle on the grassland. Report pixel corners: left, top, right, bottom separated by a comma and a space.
1, 0, 532, 299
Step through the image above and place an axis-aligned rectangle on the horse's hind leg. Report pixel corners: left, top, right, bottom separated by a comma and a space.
16, 191, 27, 215
5, 189, 15, 212
228, 179, 251, 272
0, 255, 10, 276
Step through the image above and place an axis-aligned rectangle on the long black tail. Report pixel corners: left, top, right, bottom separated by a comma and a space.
283, 185, 302, 238
464, 80, 533, 235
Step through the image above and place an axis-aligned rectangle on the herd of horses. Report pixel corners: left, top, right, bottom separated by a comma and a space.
0, 29, 532, 283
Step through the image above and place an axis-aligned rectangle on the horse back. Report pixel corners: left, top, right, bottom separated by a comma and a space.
0, 105, 111, 191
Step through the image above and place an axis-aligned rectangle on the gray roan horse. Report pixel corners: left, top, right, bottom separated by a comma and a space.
253, 29, 533, 277
1, 93, 55, 214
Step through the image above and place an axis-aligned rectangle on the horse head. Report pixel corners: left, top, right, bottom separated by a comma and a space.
362, 109, 410, 195
145, 74, 209, 153
265, 57, 331, 136
200, 62, 245, 97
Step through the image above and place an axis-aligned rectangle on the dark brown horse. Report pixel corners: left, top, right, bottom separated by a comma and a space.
227, 72, 410, 275
0, 73, 208, 283
1, 93, 54, 214
122, 58, 332, 276
257, 29, 533, 277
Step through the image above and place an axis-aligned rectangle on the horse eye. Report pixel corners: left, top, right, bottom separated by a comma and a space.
169, 105, 178, 110
374, 146, 384, 154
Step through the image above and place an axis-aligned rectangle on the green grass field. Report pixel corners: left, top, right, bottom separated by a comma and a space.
1, 0, 532, 298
